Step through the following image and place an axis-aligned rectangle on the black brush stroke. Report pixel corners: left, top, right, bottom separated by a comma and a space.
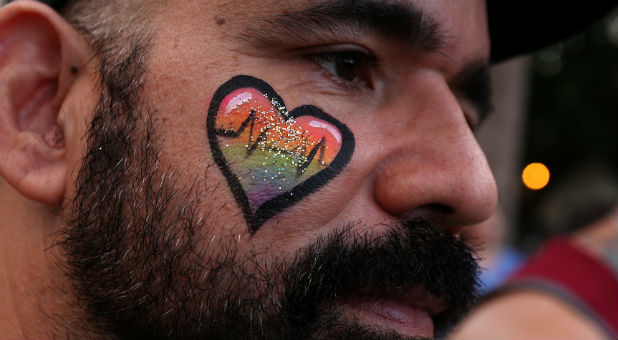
207, 75, 355, 233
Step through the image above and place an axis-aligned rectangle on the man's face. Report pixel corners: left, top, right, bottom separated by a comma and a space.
60, 0, 497, 338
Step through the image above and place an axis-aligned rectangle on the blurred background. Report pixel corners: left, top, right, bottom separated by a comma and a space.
470, 8, 617, 292
519, 8, 617, 245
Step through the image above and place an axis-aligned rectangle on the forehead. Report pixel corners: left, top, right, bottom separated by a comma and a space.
155, 0, 489, 67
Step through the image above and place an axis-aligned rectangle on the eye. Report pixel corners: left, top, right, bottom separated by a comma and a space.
313, 50, 374, 87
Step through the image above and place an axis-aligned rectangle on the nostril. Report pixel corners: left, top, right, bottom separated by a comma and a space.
400, 204, 454, 221
420, 203, 454, 215
400, 204, 455, 229
399, 204, 475, 236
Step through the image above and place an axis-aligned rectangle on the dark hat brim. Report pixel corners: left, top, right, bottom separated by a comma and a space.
488, 2, 617, 63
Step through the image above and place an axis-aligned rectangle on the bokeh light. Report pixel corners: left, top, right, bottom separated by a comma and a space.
522, 162, 550, 190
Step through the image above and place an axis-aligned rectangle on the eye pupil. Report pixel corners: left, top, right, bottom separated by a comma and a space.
313, 50, 373, 86
335, 53, 362, 81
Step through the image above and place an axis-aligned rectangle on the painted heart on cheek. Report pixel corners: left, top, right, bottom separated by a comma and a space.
207, 75, 355, 233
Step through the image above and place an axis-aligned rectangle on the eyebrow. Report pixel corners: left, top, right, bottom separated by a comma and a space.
249, 0, 446, 53
242, 0, 492, 122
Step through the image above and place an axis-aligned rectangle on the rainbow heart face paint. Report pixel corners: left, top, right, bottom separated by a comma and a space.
207, 75, 354, 233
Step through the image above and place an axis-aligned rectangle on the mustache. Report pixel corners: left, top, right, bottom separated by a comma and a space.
277, 218, 481, 338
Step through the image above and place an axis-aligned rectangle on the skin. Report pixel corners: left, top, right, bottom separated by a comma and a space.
0, 0, 607, 338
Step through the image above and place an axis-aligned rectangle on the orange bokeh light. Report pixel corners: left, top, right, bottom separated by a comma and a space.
522, 162, 550, 190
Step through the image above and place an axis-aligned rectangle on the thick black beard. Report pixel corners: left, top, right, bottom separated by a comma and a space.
58, 43, 480, 340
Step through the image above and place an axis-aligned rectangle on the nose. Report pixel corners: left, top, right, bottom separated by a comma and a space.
373, 73, 497, 232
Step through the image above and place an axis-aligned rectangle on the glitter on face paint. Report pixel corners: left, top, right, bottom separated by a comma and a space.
215, 87, 343, 213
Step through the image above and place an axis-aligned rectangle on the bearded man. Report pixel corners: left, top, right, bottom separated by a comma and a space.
0, 0, 614, 339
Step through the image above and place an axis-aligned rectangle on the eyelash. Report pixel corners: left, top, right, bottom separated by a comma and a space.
305, 47, 379, 91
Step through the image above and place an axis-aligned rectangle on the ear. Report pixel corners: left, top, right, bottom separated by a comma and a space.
0, 1, 88, 205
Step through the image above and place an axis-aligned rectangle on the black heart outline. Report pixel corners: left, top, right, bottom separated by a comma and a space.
207, 75, 355, 233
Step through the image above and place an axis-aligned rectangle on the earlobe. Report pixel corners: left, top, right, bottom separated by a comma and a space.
0, 2, 87, 205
